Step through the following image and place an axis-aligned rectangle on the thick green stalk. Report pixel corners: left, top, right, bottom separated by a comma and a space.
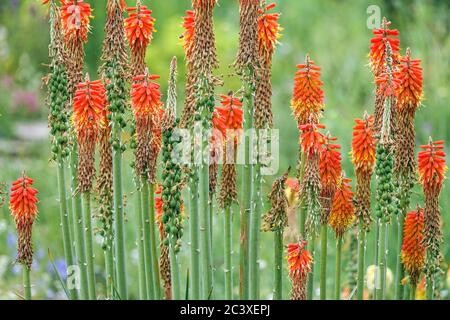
142, 180, 160, 299
376, 222, 387, 300
70, 146, 88, 299
189, 172, 201, 300
410, 283, 416, 300
23, 267, 31, 300
82, 192, 96, 299
56, 154, 77, 300
104, 242, 114, 299
307, 236, 316, 300
240, 72, 254, 300
395, 212, 405, 299
273, 230, 283, 300
112, 148, 127, 299
298, 151, 307, 237
224, 205, 233, 300
356, 219, 366, 300
200, 164, 213, 299
135, 188, 148, 299
169, 239, 181, 300
335, 237, 342, 300
426, 267, 434, 300
373, 220, 380, 299
249, 161, 262, 299
319, 224, 328, 300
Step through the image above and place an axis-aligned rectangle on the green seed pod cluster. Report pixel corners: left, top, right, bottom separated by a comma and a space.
47, 62, 70, 160
375, 144, 399, 222
161, 119, 184, 253
105, 59, 127, 154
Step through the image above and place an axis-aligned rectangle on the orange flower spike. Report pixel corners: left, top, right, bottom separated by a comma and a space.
212, 94, 244, 143
60, 0, 92, 44
291, 56, 325, 125
182, 10, 195, 59
418, 139, 447, 194
124, 4, 156, 53
329, 177, 355, 237
401, 208, 425, 283
10, 175, 39, 225
369, 18, 400, 75
375, 71, 400, 98
73, 77, 106, 140
257, 3, 282, 64
131, 72, 163, 118
299, 122, 326, 158
351, 114, 377, 173
319, 135, 342, 190
394, 48, 423, 112
287, 241, 313, 277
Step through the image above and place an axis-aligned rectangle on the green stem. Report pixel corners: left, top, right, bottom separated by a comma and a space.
373, 219, 379, 299
135, 187, 148, 299
319, 224, 328, 300
335, 237, 342, 300
307, 236, 316, 300
224, 205, 233, 300
376, 221, 387, 300
56, 154, 77, 300
249, 161, 262, 299
189, 172, 201, 300
70, 145, 88, 300
82, 192, 96, 299
142, 180, 160, 299
273, 230, 283, 300
112, 148, 128, 299
298, 151, 306, 238
426, 271, 434, 300
104, 242, 114, 300
410, 283, 416, 300
23, 266, 31, 300
395, 212, 405, 300
356, 219, 366, 300
169, 239, 181, 300
200, 164, 213, 299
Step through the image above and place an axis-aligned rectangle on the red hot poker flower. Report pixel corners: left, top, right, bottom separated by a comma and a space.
257, 3, 281, 65
375, 71, 400, 98
394, 48, 423, 113
329, 177, 355, 238
319, 135, 342, 191
291, 56, 325, 125
401, 208, 425, 284
369, 18, 400, 75
212, 94, 244, 140
60, 0, 92, 45
73, 78, 106, 141
124, 4, 156, 53
299, 122, 325, 158
418, 139, 447, 194
181, 10, 195, 60
351, 114, 377, 174
131, 72, 163, 119
287, 241, 313, 277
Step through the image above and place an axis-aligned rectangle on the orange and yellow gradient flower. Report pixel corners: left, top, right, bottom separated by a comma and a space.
257, 3, 281, 65
124, 3, 156, 54
418, 139, 447, 195
401, 208, 425, 285
369, 18, 400, 76
329, 177, 355, 238
287, 241, 313, 300
60, 0, 92, 45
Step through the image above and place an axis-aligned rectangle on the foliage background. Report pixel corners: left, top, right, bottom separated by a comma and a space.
0, 0, 448, 299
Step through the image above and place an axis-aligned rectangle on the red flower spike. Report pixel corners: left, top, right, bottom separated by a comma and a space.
351, 114, 377, 174
291, 56, 325, 125
257, 3, 281, 64
131, 72, 163, 119
401, 208, 425, 283
73, 78, 107, 141
124, 4, 156, 53
212, 94, 243, 143
287, 241, 313, 277
182, 10, 195, 60
319, 135, 342, 190
329, 177, 355, 237
394, 48, 423, 113
375, 71, 400, 98
61, 0, 92, 45
10, 175, 39, 226
299, 122, 326, 157
418, 139, 447, 194
369, 18, 400, 75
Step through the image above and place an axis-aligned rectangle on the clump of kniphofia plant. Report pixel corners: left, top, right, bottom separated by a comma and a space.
214, 93, 244, 209
291, 55, 325, 126
262, 168, 289, 232
369, 17, 400, 77
351, 113, 377, 231
319, 134, 342, 224
287, 241, 313, 300
329, 177, 356, 239
130, 70, 163, 181
9, 174, 39, 269
299, 121, 325, 236
254, 2, 281, 129
401, 207, 426, 286
125, 1, 156, 76
235, 0, 260, 73
418, 138, 447, 274
73, 75, 107, 193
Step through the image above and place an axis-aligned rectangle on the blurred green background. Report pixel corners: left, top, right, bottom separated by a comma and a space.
0, 0, 448, 299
